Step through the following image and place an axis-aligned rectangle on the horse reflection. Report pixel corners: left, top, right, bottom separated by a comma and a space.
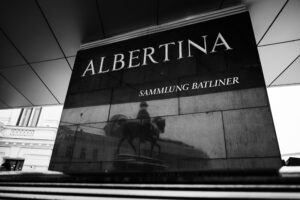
116, 117, 165, 156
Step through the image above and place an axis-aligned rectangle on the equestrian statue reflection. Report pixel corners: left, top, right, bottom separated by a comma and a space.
116, 102, 166, 156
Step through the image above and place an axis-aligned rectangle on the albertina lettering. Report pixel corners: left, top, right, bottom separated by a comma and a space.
81, 32, 232, 77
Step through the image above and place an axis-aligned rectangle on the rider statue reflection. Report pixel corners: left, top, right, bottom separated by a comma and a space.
116, 101, 166, 157
137, 101, 151, 142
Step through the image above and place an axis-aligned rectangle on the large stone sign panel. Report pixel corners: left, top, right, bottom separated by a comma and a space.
49, 11, 281, 174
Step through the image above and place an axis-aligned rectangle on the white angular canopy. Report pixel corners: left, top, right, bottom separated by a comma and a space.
0, 0, 299, 109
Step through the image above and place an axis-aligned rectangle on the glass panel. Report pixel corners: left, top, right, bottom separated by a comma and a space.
260, 0, 300, 45
272, 57, 300, 86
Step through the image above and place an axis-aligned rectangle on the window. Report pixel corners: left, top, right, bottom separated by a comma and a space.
65, 145, 73, 158
29, 107, 41, 127
2, 159, 24, 171
80, 148, 86, 160
92, 149, 98, 160
17, 108, 32, 126
16, 107, 42, 127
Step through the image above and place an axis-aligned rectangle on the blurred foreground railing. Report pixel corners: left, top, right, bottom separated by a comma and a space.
0, 168, 300, 199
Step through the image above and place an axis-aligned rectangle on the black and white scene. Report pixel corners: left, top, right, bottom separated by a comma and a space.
49, 12, 281, 173
0, 1, 299, 199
